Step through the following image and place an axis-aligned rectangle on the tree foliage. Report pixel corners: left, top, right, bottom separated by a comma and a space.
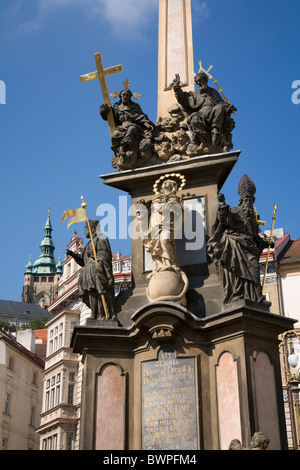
21, 317, 49, 330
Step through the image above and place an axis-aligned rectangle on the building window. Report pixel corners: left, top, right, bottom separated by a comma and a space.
34, 277, 39, 282
32, 372, 37, 385
45, 391, 50, 411
122, 261, 131, 272
55, 385, 61, 406
2, 438, 8, 450
68, 384, 75, 405
264, 292, 270, 302
68, 372, 76, 405
113, 262, 121, 273
43, 434, 57, 450
41, 277, 47, 282
69, 372, 75, 381
45, 373, 61, 411
49, 324, 64, 355
4, 394, 11, 415
30, 406, 36, 426
48, 277, 54, 282
66, 432, 74, 450
8, 356, 14, 370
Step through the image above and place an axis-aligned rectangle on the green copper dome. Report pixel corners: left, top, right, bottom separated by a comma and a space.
31, 210, 58, 275
25, 253, 33, 273
56, 253, 63, 274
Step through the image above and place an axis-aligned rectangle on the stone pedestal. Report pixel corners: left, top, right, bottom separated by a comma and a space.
71, 300, 295, 450
71, 150, 295, 450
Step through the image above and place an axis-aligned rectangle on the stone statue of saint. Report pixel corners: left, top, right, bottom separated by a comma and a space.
100, 87, 156, 170
66, 220, 116, 320
173, 71, 236, 154
137, 174, 189, 305
250, 432, 270, 450
143, 178, 183, 277
207, 175, 272, 306
228, 432, 270, 450
228, 439, 246, 450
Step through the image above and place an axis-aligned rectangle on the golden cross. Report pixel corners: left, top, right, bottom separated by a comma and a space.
80, 52, 123, 136
254, 207, 266, 230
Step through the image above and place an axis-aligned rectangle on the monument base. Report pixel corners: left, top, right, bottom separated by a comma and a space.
71, 300, 295, 450
86, 317, 120, 327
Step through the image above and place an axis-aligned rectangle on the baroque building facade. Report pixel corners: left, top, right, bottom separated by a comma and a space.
260, 229, 300, 449
0, 329, 44, 450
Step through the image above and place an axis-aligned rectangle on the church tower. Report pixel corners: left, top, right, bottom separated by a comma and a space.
21, 208, 62, 308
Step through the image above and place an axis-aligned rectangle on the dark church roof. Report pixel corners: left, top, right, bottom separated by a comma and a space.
0, 300, 51, 322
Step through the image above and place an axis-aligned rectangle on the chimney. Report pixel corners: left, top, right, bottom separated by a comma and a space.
16, 329, 36, 353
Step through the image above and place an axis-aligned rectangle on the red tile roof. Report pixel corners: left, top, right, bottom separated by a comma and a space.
34, 328, 48, 343
277, 238, 300, 265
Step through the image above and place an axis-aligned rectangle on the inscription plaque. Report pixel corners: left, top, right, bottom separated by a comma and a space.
142, 347, 198, 450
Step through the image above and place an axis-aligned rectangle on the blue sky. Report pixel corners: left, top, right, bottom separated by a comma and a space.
1, 0, 299, 302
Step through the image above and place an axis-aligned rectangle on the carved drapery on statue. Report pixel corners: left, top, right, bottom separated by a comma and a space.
98, 65, 236, 171
172, 72, 236, 156
207, 175, 271, 307
100, 83, 161, 171
67, 220, 116, 320
137, 173, 189, 305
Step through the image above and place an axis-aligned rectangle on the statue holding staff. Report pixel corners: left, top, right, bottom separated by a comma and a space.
63, 197, 116, 321
66, 220, 116, 320
207, 175, 273, 306
173, 64, 236, 154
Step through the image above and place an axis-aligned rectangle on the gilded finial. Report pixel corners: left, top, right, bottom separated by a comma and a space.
111, 78, 141, 100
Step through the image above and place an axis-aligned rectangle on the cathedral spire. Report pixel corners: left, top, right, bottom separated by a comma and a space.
32, 207, 57, 275
22, 207, 62, 306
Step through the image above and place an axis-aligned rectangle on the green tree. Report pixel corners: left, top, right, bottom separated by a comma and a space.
21, 317, 49, 330
0, 321, 16, 332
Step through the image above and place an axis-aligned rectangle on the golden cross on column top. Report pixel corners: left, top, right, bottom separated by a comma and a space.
80, 52, 123, 136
